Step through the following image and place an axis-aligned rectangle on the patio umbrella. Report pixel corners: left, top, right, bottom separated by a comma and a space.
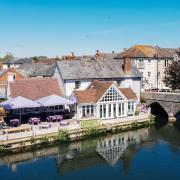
1, 96, 41, 109
35, 94, 75, 106
1, 96, 41, 121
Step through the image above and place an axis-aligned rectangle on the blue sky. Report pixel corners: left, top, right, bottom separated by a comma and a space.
0, 0, 180, 57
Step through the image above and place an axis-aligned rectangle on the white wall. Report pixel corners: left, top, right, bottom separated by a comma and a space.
54, 66, 141, 100
134, 58, 172, 90
2, 64, 21, 70
65, 79, 91, 97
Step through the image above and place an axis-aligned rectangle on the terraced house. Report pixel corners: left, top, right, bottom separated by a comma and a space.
115, 45, 180, 91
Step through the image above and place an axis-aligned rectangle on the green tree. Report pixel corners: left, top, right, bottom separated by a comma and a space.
164, 59, 180, 90
0, 52, 15, 62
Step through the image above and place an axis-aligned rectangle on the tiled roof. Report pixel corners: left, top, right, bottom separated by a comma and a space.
73, 80, 112, 103
0, 68, 24, 78
10, 78, 62, 100
18, 63, 55, 77
115, 45, 178, 59
56, 60, 141, 80
119, 88, 137, 100
34, 58, 61, 65
73, 80, 137, 103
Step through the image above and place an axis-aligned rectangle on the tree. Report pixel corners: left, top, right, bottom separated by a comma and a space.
164, 59, 180, 90
0, 52, 15, 62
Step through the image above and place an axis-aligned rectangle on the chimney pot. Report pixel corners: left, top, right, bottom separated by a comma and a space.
71, 52, 75, 57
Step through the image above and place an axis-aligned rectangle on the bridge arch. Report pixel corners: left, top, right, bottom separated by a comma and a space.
174, 111, 180, 121
147, 101, 168, 119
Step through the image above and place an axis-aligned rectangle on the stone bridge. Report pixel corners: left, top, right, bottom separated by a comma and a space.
141, 92, 180, 121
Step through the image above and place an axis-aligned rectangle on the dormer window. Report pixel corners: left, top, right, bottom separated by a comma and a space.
75, 81, 81, 89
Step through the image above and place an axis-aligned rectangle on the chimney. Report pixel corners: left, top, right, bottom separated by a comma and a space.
112, 50, 115, 54
123, 55, 132, 76
71, 52, 75, 57
95, 50, 100, 60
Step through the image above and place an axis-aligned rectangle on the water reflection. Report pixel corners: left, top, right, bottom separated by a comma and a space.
96, 129, 148, 166
1, 123, 180, 177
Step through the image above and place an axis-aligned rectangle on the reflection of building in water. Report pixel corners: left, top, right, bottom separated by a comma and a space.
0, 128, 149, 174
96, 128, 148, 166
0, 142, 81, 172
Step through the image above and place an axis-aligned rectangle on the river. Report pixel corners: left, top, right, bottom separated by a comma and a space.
1, 120, 180, 180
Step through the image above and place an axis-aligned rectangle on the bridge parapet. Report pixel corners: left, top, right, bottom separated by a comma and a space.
141, 92, 180, 102
141, 92, 180, 121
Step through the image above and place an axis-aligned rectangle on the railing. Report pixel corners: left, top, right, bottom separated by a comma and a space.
0, 127, 60, 142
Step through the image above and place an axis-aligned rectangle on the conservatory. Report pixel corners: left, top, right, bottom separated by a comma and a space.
71, 80, 137, 120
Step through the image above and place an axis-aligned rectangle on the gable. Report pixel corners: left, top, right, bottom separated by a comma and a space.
0, 68, 24, 82
99, 85, 127, 102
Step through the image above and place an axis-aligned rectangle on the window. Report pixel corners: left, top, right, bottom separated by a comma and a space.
122, 103, 124, 115
82, 105, 94, 118
75, 81, 81, 89
128, 102, 134, 113
113, 104, 116, 117
157, 72, 160, 77
103, 104, 106, 117
118, 103, 122, 116
100, 87, 124, 102
148, 72, 151, 77
148, 59, 151, 63
100, 105, 103, 118
108, 104, 111, 117
82, 106, 86, 117
116, 80, 121, 87
165, 60, 169, 67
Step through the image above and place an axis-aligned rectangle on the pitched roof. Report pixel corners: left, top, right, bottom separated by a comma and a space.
73, 80, 137, 103
115, 45, 178, 59
119, 88, 137, 100
0, 68, 24, 78
34, 58, 61, 65
17, 63, 55, 77
73, 81, 112, 103
9, 78, 62, 100
56, 60, 141, 80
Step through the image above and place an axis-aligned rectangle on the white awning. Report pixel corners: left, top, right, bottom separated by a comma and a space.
1, 96, 41, 109
35, 94, 75, 107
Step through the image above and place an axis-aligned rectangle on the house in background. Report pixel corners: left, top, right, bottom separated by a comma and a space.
8, 77, 61, 100
71, 80, 137, 120
115, 45, 179, 91
2, 58, 32, 70
54, 57, 142, 101
0, 68, 24, 98
17, 63, 56, 78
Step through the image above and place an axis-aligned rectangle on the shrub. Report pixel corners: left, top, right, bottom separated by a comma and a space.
41, 136, 49, 145
140, 97, 146, 103
0, 145, 6, 153
131, 121, 138, 128
57, 130, 70, 143
135, 110, 140, 116
82, 128, 101, 138
30, 137, 36, 146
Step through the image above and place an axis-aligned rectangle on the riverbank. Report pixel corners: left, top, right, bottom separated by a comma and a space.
0, 113, 154, 153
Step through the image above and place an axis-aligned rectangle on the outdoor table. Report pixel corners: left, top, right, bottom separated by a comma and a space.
46, 115, 63, 122
28, 117, 41, 125
10, 119, 20, 127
